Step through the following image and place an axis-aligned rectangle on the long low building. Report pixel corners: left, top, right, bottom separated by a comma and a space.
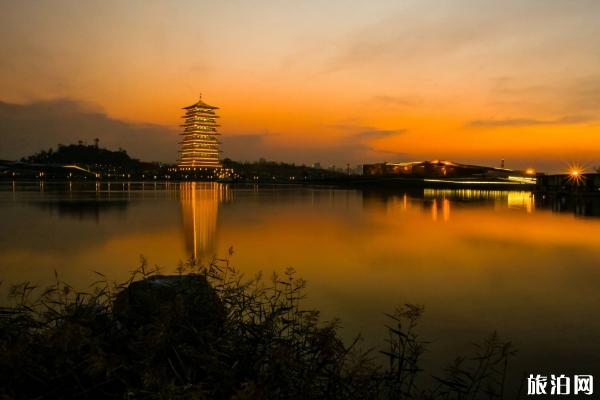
363, 160, 535, 181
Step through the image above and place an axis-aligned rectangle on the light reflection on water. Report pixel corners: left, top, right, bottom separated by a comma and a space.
180, 182, 231, 259
1, 181, 600, 390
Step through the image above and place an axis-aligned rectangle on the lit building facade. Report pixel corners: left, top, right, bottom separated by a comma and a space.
178, 96, 221, 169
363, 160, 530, 179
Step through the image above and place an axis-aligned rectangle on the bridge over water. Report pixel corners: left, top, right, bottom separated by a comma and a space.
0, 160, 98, 177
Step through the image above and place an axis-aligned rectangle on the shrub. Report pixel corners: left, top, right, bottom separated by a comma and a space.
0, 252, 514, 399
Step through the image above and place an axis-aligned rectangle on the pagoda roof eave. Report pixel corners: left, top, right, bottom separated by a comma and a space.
179, 121, 221, 127
181, 126, 220, 129
182, 134, 220, 136
182, 100, 219, 110
180, 139, 220, 142
183, 109, 219, 118
178, 143, 222, 145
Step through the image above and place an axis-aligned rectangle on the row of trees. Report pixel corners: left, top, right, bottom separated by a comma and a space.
21, 140, 144, 169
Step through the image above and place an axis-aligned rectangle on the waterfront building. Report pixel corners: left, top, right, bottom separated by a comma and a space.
178, 95, 221, 169
362, 160, 536, 181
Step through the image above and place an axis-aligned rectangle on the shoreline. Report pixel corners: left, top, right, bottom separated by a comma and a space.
4, 177, 600, 197
1, 176, 536, 191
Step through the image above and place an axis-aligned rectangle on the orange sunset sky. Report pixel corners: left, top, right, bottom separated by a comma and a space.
1, 0, 599, 172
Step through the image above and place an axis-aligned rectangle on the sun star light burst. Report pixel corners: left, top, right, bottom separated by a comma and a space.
567, 163, 585, 185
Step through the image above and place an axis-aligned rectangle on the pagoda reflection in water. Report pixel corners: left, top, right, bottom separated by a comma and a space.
179, 182, 231, 261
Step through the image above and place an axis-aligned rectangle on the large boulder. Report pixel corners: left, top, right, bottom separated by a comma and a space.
113, 274, 225, 336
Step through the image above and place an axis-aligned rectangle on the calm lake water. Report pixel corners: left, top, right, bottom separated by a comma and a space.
1, 181, 600, 391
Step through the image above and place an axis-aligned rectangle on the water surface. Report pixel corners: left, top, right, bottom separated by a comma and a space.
1, 181, 599, 391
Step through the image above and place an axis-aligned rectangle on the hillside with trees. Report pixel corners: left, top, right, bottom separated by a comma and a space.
21, 139, 147, 170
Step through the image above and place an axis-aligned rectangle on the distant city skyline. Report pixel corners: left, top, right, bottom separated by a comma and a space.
1, 0, 600, 173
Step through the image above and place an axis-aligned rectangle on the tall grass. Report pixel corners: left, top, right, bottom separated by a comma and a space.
0, 251, 514, 399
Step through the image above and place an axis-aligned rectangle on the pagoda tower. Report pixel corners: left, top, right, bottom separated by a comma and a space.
178, 95, 221, 169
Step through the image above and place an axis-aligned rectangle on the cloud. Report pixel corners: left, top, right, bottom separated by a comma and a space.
485, 74, 600, 120
0, 98, 178, 162
371, 95, 421, 107
220, 133, 270, 161
220, 126, 406, 165
466, 115, 593, 128
489, 76, 550, 96
0, 99, 406, 166
322, 2, 523, 74
347, 127, 406, 141
566, 75, 600, 113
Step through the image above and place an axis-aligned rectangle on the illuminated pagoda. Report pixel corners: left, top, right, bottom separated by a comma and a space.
178, 95, 221, 169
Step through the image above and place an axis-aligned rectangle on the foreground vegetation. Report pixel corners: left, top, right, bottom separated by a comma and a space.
0, 252, 515, 399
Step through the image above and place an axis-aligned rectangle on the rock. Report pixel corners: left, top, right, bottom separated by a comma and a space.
113, 274, 225, 336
